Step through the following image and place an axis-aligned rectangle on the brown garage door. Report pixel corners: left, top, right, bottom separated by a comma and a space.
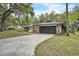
39, 26, 56, 34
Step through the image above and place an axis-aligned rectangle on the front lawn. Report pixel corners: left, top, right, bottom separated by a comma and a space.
35, 32, 79, 56
0, 31, 30, 39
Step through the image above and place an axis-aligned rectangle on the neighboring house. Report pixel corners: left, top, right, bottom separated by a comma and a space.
7, 25, 24, 31
7, 26, 15, 31
7, 25, 33, 32
33, 21, 65, 34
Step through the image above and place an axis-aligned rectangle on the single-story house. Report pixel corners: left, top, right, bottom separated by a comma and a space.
33, 21, 65, 34
7, 21, 66, 34
7, 26, 23, 31
7, 25, 33, 32
7, 26, 15, 31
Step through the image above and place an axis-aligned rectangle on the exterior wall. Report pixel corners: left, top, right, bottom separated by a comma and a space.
56, 24, 62, 34
29, 27, 33, 32
33, 25, 39, 33
33, 23, 62, 34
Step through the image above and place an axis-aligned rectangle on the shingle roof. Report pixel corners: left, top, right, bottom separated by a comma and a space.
34, 22, 62, 26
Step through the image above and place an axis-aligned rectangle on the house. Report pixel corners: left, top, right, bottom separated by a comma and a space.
7, 25, 33, 32
7, 21, 66, 34
7, 26, 23, 31
33, 21, 65, 34
7, 26, 15, 31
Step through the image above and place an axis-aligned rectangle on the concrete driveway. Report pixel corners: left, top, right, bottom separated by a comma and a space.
0, 34, 53, 56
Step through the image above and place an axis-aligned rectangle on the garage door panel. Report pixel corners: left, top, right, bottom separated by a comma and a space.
39, 26, 56, 34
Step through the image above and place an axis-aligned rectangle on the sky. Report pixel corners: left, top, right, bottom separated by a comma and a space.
32, 3, 79, 17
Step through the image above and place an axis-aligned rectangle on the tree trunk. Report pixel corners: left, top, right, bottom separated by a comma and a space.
0, 9, 11, 31
0, 19, 5, 31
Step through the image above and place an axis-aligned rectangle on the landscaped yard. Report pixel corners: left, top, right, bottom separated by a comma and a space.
0, 31, 30, 39
35, 32, 79, 56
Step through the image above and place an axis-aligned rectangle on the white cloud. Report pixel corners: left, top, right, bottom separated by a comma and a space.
34, 3, 76, 17
68, 4, 76, 11
44, 3, 65, 13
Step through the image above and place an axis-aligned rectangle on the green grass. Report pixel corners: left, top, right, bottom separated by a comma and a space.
0, 31, 30, 39
35, 32, 79, 56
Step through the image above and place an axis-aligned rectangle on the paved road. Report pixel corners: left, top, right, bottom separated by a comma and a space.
0, 34, 53, 56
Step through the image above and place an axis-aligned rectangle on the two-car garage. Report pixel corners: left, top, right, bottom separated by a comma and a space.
39, 26, 56, 34
33, 22, 62, 34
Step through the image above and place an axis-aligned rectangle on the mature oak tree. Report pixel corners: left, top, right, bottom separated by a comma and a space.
0, 3, 34, 31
